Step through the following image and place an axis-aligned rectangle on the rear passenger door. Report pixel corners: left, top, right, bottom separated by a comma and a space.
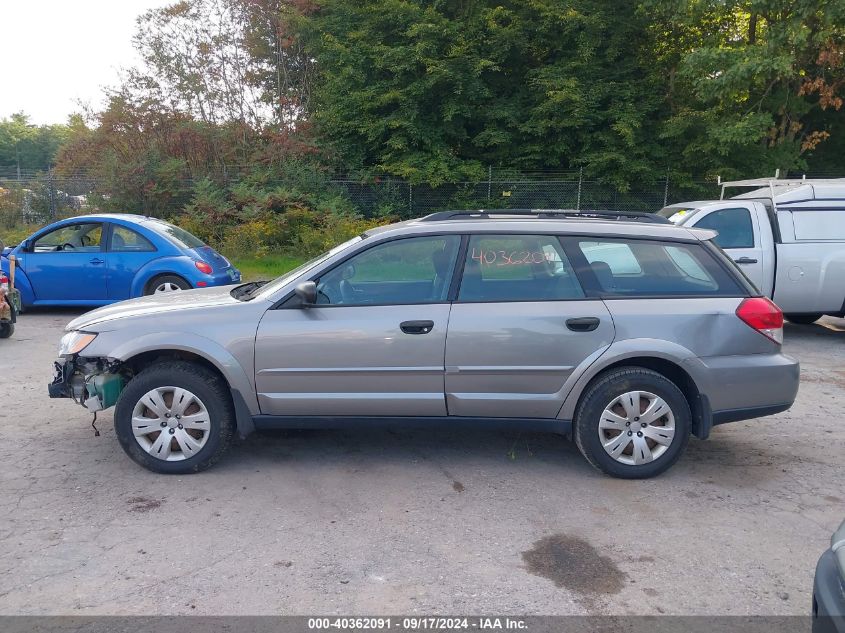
444, 234, 614, 419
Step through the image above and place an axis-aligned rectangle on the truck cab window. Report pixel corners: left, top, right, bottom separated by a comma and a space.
695, 208, 754, 249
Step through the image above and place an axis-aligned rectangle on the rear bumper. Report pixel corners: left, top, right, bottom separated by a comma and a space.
694, 352, 800, 424
814, 549, 845, 633
712, 402, 794, 426
201, 269, 241, 287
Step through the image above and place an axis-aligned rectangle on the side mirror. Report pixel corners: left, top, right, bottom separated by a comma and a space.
294, 281, 317, 307
19, 239, 31, 253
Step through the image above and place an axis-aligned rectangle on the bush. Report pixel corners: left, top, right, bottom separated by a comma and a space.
175, 166, 389, 259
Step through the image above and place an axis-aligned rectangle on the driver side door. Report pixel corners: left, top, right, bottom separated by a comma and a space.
254, 235, 461, 417
20, 222, 108, 303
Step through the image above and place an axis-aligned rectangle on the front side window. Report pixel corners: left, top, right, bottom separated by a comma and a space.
573, 238, 742, 296
315, 235, 460, 306
33, 223, 103, 253
694, 208, 754, 249
458, 234, 584, 302
111, 226, 155, 252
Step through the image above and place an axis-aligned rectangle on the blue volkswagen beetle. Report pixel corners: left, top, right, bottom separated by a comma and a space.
0, 214, 241, 308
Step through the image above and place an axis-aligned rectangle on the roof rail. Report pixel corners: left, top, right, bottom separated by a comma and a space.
419, 209, 671, 224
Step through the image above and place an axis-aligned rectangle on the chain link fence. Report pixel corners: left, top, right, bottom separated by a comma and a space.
332, 174, 721, 219
1, 167, 722, 235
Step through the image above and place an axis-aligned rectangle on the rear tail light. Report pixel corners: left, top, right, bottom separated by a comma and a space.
195, 261, 213, 274
736, 297, 784, 344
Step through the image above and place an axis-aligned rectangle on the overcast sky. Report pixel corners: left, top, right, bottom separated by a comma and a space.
1, 0, 173, 125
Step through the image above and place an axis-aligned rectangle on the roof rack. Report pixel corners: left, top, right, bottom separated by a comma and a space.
419, 209, 671, 224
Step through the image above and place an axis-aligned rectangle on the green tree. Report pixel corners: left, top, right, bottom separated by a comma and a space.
0, 113, 70, 173
300, 1, 672, 186
644, 0, 845, 178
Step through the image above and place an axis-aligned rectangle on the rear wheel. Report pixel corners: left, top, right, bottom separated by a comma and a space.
145, 274, 191, 296
114, 361, 235, 474
574, 367, 691, 479
0, 322, 13, 338
785, 314, 823, 325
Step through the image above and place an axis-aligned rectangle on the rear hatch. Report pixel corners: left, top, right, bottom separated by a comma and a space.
191, 245, 239, 281
193, 245, 231, 272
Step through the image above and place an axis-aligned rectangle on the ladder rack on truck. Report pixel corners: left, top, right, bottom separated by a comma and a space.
718, 173, 845, 212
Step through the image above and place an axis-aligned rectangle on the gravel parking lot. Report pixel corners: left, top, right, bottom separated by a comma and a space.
0, 309, 842, 616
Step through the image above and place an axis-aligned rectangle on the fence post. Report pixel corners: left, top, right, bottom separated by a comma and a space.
408, 182, 413, 216
663, 170, 670, 207
487, 165, 492, 203
576, 167, 583, 210
48, 169, 57, 220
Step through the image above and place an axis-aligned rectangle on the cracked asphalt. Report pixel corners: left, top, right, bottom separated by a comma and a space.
0, 309, 842, 615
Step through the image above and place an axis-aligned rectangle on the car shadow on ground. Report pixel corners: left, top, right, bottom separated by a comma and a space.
785, 315, 845, 340
218, 425, 789, 487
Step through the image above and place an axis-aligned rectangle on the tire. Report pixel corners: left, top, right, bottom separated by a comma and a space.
574, 367, 691, 479
144, 274, 191, 296
0, 322, 13, 338
114, 361, 235, 474
785, 314, 823, 325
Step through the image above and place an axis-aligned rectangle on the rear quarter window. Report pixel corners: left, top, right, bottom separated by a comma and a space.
568, 238, 745, 297
789, 210, 845, 241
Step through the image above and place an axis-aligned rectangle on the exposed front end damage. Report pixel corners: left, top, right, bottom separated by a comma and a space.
49, 356, 129, 413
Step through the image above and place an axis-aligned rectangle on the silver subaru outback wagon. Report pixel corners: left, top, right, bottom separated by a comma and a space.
49, 210, 800, 478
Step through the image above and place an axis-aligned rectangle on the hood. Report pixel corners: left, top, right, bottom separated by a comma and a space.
67, 286, 242, 331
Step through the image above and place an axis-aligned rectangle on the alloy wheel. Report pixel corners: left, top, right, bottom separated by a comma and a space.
154, 282, 183, 294
131, 386, 211, 461
597, 390, 676, 466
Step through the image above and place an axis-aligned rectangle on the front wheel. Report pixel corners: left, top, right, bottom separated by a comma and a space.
0, 322, 13, 338
574, 367, 691, 479
114, 361, 235, 474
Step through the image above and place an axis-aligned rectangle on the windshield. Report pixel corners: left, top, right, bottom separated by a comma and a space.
657, 207, 698, 224
146, 220, 206, 249
246, 236, 364, 300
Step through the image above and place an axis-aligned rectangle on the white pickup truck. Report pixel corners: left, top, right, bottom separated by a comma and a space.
659, 178, 845, 324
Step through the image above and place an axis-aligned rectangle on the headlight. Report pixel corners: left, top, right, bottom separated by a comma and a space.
59, 331, 98, 356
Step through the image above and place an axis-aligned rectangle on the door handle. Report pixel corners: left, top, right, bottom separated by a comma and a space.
400, 320, 434, 335
566, 317, 600, 332
89, 258, 104, 265
734, 257, 757, 264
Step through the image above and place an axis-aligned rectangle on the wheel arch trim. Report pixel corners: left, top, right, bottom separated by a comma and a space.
102, 332, 259, 416
557, 339, 711, 438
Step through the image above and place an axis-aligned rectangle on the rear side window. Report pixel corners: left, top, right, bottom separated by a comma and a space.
458, 235, 584, 302
147, 220, 205, 249
790, 210, 845, 240
581, 241, 642, 274
571, 238, 744, 296
694, 208, 754, 248
111, 226, 155, 252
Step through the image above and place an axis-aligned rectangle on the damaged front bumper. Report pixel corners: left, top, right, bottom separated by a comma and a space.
49, 356, 127, 412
